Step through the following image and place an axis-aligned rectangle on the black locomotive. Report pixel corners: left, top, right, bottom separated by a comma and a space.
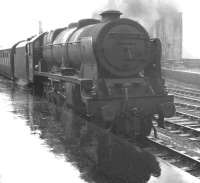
0, 10, 175, 138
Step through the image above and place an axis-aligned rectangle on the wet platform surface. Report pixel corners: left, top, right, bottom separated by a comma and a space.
0, 76, 199, 183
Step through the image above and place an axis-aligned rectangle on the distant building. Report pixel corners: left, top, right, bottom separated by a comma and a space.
150, 12, 183, 68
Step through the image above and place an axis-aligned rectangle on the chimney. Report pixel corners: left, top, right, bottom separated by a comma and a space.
100, 10, 122, 22
39, 20, 43, 34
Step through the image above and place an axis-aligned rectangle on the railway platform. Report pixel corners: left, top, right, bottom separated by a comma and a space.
163, 68, 200, 87
0, 77, 198, 183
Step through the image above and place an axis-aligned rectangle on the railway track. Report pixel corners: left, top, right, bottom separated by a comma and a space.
167, 86, 200, 98
145, 81, 200, 178
143, 136, 200, 178
165, 83, 200, 138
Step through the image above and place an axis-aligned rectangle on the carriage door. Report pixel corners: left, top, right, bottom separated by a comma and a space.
27, 43, 34, 82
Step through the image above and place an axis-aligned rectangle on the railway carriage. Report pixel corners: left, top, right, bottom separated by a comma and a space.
14, 41, 29, 83
0, 48, 12, 79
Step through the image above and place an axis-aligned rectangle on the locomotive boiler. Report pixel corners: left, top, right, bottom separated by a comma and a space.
42, 10, 153, 79
0, 10, 175, 139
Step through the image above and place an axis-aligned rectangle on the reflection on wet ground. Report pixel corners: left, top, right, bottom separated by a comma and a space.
149, 161, 200, 183
0, 76, 199, 183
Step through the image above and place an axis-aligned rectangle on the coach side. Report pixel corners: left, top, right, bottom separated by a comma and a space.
0, 48, 12, 79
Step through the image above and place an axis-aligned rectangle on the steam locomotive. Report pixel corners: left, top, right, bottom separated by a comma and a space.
0, 10, 175, 138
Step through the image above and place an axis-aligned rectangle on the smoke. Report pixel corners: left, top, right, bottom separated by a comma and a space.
119, 0, 159, 29
92, 0, 179, 30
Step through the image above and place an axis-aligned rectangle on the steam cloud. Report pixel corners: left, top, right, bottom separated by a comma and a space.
93, 0, 179, 30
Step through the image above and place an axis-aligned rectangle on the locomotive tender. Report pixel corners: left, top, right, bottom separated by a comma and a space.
0, 10, 175, 138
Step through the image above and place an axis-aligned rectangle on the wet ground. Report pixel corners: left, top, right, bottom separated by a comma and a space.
0, 76, 199, 183
179, 69, 200, 73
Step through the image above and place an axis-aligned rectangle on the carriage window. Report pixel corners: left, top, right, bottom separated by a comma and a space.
28, 45, 30, 55
28, 44, 32, 56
